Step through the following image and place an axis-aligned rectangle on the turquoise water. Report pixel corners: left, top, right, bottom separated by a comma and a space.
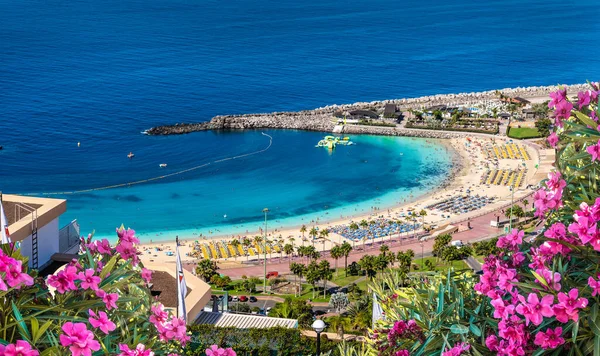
2, 0, 595, 240
53, 131, 452, 240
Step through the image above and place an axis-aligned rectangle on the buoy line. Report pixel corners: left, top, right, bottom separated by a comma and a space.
24, 132, 273, 196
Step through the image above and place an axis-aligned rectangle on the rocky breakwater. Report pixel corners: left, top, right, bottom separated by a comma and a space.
145, 111, 336, 135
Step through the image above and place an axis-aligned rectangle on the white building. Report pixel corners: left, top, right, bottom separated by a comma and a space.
2, 194, 78, 270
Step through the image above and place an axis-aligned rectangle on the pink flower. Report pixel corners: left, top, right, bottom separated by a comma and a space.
77, 269, 101, 291
491, 298, 515, 319
442, 342, 470, 356
47, 266, 79, 294
88, 309, 116, 334
589, 276, 600, 296
59, 322, 101, 356
568, 216, 596, 245
587, 140, 600, 162
554, 288, 588, 322
205, 345, 236, 356
548, 88, 567, 109
5, 261, 34, 289
534, 327, 565, 349
141, 268, 153, 284
1, 340, 39, 356
116, 241, 140, 266
554, 100, 573, 127
149, 303, 169, 330
547, 132, 559, 148
164, 317, 190, 345
96, 289, 119, 310
497, 229, 524, 251
117, 227, 140, 245
516, 293, 554, 326
578, 91, 591, 108
485, 335, 499, 352
118, 344, 154, 356
96, 239, 113, 255
394, 351, 409, 356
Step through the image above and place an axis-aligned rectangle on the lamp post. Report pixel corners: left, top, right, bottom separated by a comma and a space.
312, 319, 325, 355
509, 184, 514, 231
262, 208, 269, 294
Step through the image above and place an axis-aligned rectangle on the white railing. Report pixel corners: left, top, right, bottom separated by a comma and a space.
59, 220, 80, 252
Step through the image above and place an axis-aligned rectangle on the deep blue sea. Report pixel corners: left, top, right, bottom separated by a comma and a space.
1, 0, 598, 240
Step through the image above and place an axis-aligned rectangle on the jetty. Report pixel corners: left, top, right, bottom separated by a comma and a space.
144, 83, 589, 137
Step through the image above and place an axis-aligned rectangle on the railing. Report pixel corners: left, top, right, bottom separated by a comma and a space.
59, 220, 80, 252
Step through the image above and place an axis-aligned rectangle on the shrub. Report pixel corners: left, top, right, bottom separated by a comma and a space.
0, 227, 188, 355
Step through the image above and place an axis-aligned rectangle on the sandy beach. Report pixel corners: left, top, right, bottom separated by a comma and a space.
139, 135, 547, 267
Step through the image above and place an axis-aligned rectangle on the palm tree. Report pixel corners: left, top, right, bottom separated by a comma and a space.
230, 239, 240, 261
319, 260, 333, 299
288, 236, 295, 250
330, 246, 343, 276
309, 227, 318, 247
419, 209, 427, 228
379, 244, 389, 257
300, 225, 307, 246
242, 237, 251, 261
283, 243, 294, 266
290, 262, 305, 297
359, 220, 368, 229
340, 242, 352, 277
326, 315, 351, 339
522, 199, 529, 211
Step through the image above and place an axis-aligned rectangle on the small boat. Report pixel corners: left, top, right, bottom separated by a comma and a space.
127, 152, 135, 159
159, 163, 167, 168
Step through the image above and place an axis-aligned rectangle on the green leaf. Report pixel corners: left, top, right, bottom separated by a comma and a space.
11, 300, 32, 340
34, 320, 54, 344
469, 323, 481, 337
594, 334, 600, 356
450, 324, 468, 334
531, 270, 549, 288
100, 255, 118, 280
437, 283, 444, 314
574, 111, 598, 129
30, 317, 39, 343
573, 320, 579, 343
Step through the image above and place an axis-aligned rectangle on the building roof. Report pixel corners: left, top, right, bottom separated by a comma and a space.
150, 271, 193, 308
195, 312, 298, 329
349, 110, 379, 119
384, 104, 397, 115
1, 194, 67, 242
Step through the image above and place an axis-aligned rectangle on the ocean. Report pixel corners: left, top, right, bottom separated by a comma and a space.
1, 0, 597, 240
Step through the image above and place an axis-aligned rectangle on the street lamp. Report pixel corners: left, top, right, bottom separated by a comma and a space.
262, 208, 269, 294
312, 319, 326, 355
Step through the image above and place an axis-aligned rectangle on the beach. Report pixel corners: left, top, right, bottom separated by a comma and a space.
139, 134, 547, 267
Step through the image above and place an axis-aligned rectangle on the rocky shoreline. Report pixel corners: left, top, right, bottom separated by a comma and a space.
145, 83, 589, 136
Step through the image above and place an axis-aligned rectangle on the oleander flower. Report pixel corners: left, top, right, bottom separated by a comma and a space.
88, 309, 116, 334
547, 132, 559, 148
5, 261, 33, 288
0, 340, 39, 356
78, 269, 101, 291
59, 322, 101, 356
587, 139, 600, 162
96, 289, 119, 310
516, 292, 554, 326
118, 344, 154, 356
534, 327, 565, 349
47, 266, 79, 294
442, 342, 469, 356
205, 345, 236, 356
117, 227, 140, 245
141, 268, 153, 284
